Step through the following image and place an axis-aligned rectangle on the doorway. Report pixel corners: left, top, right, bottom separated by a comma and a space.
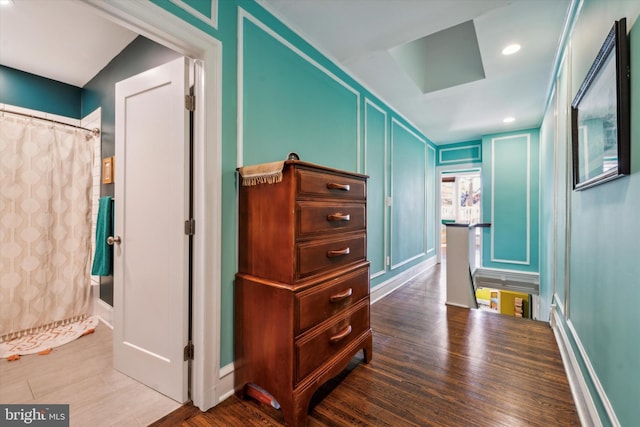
439, 170, 482, 263
2, 0, 222, 412
84, 1, 223, 410
112, 56, 192, 403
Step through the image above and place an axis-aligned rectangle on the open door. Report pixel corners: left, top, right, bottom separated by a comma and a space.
112, 57, 190, 402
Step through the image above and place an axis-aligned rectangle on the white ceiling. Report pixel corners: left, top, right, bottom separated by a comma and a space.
0, 0, 570, 145
0, 0, 137, 87
260, 0, 571, 144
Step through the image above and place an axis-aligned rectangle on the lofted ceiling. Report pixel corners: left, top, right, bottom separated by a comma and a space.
0, 0, 137, 88
0, 0, 571, 145
260, 0, 571, 144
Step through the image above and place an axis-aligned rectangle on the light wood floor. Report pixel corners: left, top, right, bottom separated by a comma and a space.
151, 263, 580, 426
0, 321, 181, 427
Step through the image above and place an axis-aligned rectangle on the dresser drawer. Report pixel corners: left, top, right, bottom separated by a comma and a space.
296, 201, 366, 238
296, 233, 366, 279
296, 264, 369, 334
295, 300, 369, 383
296, 169, 366, 200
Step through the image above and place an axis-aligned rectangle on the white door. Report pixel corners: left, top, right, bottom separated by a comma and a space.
113, 57, 190, 402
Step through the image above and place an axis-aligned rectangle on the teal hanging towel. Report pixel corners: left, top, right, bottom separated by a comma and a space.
91, 196, 113, 276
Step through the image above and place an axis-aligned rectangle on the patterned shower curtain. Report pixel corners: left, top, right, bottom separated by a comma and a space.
0, 114, 95, 341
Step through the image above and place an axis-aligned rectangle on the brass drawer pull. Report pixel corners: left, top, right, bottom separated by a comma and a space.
327, 247, 350, 258
330, 288, 353, 303
327, 213, 351, 222
326, 182, 350, 191
329, 325, 352, 344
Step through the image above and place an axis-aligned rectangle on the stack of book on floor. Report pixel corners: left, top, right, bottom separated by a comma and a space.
514, 297, 524, 318
475, 288, 532, 318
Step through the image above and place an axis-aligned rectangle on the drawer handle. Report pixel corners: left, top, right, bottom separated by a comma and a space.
327, 213, 351, 222
330, 288, 353, 303
327, 182, 350, 192
327, 247, 350, 258
329, 325, 352, 344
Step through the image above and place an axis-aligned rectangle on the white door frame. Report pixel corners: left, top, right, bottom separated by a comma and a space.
436, 163, 482, 265
83, 0, 222, 411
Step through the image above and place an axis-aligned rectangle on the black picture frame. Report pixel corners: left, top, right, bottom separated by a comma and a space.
571, 18, 630, 191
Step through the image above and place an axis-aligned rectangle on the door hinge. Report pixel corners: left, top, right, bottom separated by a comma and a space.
185, 94, 196, 111
184, 218, 195, 235
184, 342, 194, 361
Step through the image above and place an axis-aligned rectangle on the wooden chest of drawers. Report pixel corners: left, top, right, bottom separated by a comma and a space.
235, 161, 373, 426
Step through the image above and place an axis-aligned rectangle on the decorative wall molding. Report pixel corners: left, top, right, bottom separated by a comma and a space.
364, 97, 388, 279
439, 144, 481, 164
426, 144, 437, 255
566, 319, 621, 426
257, 1, 428, 147
169, 0, 218, 29
389, 118, 427, 269
490, 133, 531, 265
370, 257, 437, 304
237, 8, 361, 170
554, 292, 566, 317
391, 117, 426, 145
552, 309, 603, 427
390, 253, 427, 271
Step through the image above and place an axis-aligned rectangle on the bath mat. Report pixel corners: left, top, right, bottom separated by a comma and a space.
0, 316, 99, 360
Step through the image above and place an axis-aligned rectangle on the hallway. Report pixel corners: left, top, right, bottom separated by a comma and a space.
152, 263, 579, 426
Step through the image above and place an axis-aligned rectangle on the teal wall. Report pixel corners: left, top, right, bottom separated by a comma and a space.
150, 0, 438, 366
438, 132, 538, 274
365, 100, 387, 278
242, 18, 359, 168
426, 145, 436, 255
150, 1, 640, 424
390, 119, 427, 267
481, 129, 539, 272
539, 1, 640, 425
0, 65, 81, 118
538, 88, 557, 324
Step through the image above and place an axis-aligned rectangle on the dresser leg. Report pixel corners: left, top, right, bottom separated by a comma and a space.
362, 333, 373, 363
278, 392, 312, 427
281, 406, 308, 427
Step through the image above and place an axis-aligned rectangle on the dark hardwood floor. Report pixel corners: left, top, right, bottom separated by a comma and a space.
150, 263, 580, 426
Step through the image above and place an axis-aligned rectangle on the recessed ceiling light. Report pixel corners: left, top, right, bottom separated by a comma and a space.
502, 44, 521, 55
503, 117, 515, 123
0, 0, 14, 6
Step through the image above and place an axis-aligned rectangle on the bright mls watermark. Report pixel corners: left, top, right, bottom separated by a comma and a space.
1, 405, 69, 426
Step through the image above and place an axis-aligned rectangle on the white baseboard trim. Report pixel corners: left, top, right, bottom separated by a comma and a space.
217, 362, 236, 403
566, 319, 620, 427
371, 257, 437, 304
551, 308, 602, 427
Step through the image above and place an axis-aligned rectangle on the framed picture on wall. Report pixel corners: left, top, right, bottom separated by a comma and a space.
571, 18, 630, 191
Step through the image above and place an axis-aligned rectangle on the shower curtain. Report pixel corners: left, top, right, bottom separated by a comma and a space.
0, 113, 95, 341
